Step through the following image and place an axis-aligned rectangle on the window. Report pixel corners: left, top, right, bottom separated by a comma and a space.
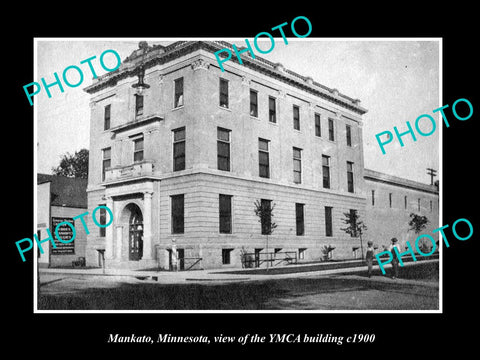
173, 127, 186, 171
171, 194, 184, 234
299, 248, 306, 260
349, 209, 357, 237
269, 96, 276, 123
389, 193, 393, 208
133, 136, 144, 162
135, 94, 144, 117
325, 206, 333, 237
219, 194, 232, 234
315, 113, 321, 137
217, 127, 231, 171
258, 138, 270, 178
418, 198, 421, 211
293, 105, 300, 130
219, 78, 229, 108
250, 89, 258, 117
260, 199, 272, 235
222, 249, 233, 265
296, 203, 305, 236
430, 200, 433, 212
405, 195, 408, 209
99, 206, 106, 237
104, 104, 111, 130
346, 124, 352, 146
293, 147, 302, 184
102, 147, 111, 181
371, 190, 375, 206
328, 118, 335, 141
322, 155, 330, 189
174, 77, 184, 108
347, 161, 354, 193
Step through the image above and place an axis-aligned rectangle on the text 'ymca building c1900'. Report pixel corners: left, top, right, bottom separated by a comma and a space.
83, 41, 439, 271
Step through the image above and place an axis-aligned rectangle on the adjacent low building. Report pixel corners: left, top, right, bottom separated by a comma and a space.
364, 169, 439, 255
37, 174, 88, 267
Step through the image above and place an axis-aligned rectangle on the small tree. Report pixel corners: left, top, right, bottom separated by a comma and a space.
321, 245, 335, 261
253, 200, 278, 269
52, 148, 89, 179
408, 213, 429, 234
340, 210, 368, 259
408, 213, 430, 254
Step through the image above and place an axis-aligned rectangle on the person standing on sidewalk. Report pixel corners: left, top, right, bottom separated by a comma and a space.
365, 241, 375, 278
388, 238, 400, 279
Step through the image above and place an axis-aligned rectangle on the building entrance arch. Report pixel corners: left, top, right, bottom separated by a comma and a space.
123, 203, 143, 261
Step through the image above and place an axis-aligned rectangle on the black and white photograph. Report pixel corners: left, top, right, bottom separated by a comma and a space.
34, 38, 441, 312
7, 8, 478, 356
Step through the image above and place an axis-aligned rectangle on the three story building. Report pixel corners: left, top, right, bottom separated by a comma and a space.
83, 41, 434, 271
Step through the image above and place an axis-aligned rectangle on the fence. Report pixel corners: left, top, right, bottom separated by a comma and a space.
241, 251, 297, 268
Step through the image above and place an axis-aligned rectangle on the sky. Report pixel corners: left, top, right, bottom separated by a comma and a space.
35, 38, 440, 184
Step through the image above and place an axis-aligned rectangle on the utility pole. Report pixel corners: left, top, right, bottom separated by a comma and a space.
426, 168, 437, 185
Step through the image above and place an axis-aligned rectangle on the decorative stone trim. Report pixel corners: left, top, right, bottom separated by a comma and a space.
191, 58, 210, 71
241, 76, 251, 86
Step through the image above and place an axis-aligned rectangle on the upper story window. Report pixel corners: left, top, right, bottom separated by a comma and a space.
104, 104, 111, 131
250, 89, 258, 117
173, 127, 186, 171
328, 118, 335, 141
219, 78, 229, 108
269, 96, 276, 123
346, 124, 352, 146
217, 127, 231, 171
135, 94, 144, 117
322, 155, 330, 189
174, 77, 184, 108
293, 105, 300, 130
347, 161, 354, 193
315, 113, 321, 137
258, 138, 270, 179
293, 147, 302, 184
102, 147, 111, 182
133, 135, 144, 162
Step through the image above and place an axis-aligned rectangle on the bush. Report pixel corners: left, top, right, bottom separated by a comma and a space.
321, 245, 335, 261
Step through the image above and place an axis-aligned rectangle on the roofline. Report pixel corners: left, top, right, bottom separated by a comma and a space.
364, 168, 439, 195
84, 41, 367, 115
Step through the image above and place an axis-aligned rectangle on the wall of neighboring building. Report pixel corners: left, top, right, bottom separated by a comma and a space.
364, 169, 439, 256
37, 182, 51, 267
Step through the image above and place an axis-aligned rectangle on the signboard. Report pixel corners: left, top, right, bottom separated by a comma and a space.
51, 217, 75, 255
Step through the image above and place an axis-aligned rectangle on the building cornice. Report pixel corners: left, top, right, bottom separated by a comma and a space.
84, 41, 367, 115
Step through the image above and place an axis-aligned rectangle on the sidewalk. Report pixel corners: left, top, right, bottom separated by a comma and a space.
39, 258, 439, 285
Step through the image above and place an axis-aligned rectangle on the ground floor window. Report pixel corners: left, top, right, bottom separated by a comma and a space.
222, 248, 233, 265
299, 248, 307, 260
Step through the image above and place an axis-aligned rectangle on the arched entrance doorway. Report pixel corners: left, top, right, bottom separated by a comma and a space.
126, 203, 143, 261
